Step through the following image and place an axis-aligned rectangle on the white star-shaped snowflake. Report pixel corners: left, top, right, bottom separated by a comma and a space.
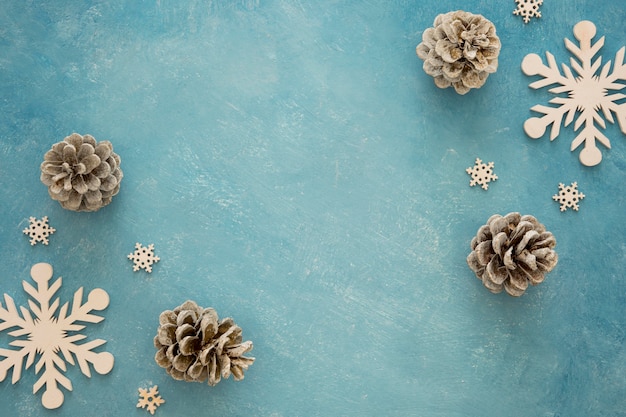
522, 20, 626, 166
513, 0, 542, 24
128, 243, 160, 273
0, 263, 114, 409
466, 158, 498, 190
22, 216, 56, 245
137, 385, 165, 415
553, 182, 585, 211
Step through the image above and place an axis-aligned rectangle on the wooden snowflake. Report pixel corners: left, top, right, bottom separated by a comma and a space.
137, 385, 165, 415
127, 243, 160, 273
0, 263, 114, 409
22, 216, 56, 245
522, 21, 626, 166
466, 158, 498, 190
513, 0, 542, 24
553, 182, 585, 211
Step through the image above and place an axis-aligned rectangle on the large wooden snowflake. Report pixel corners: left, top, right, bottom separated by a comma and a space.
0, 263, 114, 409
521, 21, 626, 166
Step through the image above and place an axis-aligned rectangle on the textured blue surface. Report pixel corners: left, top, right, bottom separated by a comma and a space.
1, 1, 626, 416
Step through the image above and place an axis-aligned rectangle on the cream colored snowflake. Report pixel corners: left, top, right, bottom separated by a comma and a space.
137, 385, 165, 415
522, 21, 626, 166
466, 158, 498, 190
553, 182, 585, 211
22, 216, 56, 245
127, 243, 160, 273
0, 263, 114, 409
513, 0, 542, 24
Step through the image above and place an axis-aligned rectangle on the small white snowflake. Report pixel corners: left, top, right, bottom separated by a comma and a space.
0, 263, 114, 409
522, 21, 626, 166
553, 182, 585, 211
22, 216, 56, 246
128, 243, 160, 273
513, 0, 542, 24
466, 158, 498, 190
137, 385, 165, 415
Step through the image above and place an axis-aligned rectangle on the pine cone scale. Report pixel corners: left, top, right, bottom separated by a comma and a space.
172, 353, 194, 373
436, 40, 462, 63
474, 240, 493, 265
218, 354, 231, 378
486, 260, 507, 285
158, 323, 177, 345
179, 336, 200, 355
200, 311, 219, 343
65, 190, 82, 210
503, 247, 515, 269
76, 142, 94, 160
91, 160, 111, 178
199, 345, 215, 366
159, 310, 177, 325
492, 232, 508, 257
81, 154, 102, 174
62, 144, 77, 165
227, 341, 253, 357
73, 175, 88, 194
94, 142, 112, 160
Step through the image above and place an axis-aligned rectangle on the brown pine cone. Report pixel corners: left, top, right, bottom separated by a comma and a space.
416, 10, 500, 95
467, 212, 558, 296
40, 133, 123, 211
154, 300, 255, 386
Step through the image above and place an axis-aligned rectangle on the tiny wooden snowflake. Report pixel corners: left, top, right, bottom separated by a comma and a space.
137, 385, 165, 415
513, 0, 542, 24
22, 216, 56, 245
466, 158, 498, 190
128, 243, 160, 273
553, 182, 585, 211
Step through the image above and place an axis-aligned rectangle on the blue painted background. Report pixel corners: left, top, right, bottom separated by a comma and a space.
1, 1, 625, 416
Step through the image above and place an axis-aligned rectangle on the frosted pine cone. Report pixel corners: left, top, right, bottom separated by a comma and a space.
467, 212, 558, 296
40, 133, 123, 211
416, 10, 501, 95
154, 300, 255, 386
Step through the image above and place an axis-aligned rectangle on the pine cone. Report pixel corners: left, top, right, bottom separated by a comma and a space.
467, 212, 558, 296
154, 300, 255, 386
416, 10, 500, 95
40, 133, 123, 212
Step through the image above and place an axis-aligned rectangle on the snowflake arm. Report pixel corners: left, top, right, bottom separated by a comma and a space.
522, 53, 579, 140
22, 274, 62, 323
597, 47, 626, 134
54, 287, 112, 378
0, 294, 36, 384
32, 350, 73, 408
563, 27, 606, 79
